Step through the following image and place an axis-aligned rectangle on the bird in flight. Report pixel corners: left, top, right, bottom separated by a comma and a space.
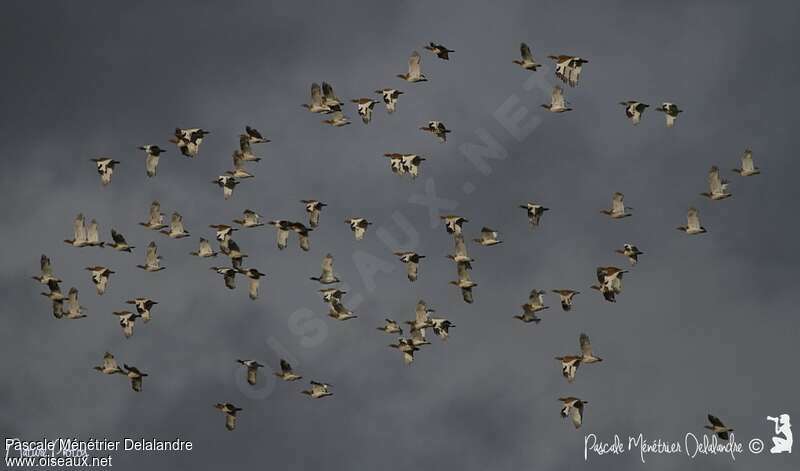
214, 403, 242, 431
90, 158, 120, 186
138, 145, 166, 177
704, 415, 734, 440
655, 102, 682, 127
732, 149, 760, 176
513, 42, 541, 71
619, 101, 649, 125
424, 42, 454, 60
397, 51, 427, 82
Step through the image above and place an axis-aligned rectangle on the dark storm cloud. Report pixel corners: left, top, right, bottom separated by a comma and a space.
1, 1, 798, 470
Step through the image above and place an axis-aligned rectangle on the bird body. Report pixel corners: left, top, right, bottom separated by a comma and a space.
236, 359, 264, 385
548, 55, 588, 87
552, 289, 579, 311
655, 102, 682, 127
513, 42, 541, 70
137, 241, 165, 271
214, 403, 242, 431
705, 415, 734, 440
108, 229, 134, 252
85, 266, 114, 295
275, 359, 302, 381
170, 128, 209, 157
94, 352, 124, 375
701, 166, 732, 200
397, 51, 427, 82
310, 253, 339, 284
620, 101, 649, 125
123, 364, 148, 392
732, 149, 760, 176
542, 85, 572, 112
139, 201, 167, 230
375, 88, 403, 113
91, 158, 120, 186
615, 244, 643, 265
601, 192, 632, 219
160, 212, 190, 238
677, 207, 707, 235
125, 298, 158, 322
233, 209, 264, 228
424, 42, 453, 60
559, 397, 588, 428
345, 218, 372, 240
420, 121, 451, 142
138, 145, 165, 177
301, 200, 327, 228
302, 381, 333, 398
351, 98, 379, 124
395, 251, 425, 282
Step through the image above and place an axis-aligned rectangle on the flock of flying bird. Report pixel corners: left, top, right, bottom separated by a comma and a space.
33, 41, 760, 434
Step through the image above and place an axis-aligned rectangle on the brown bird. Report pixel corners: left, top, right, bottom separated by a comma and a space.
424, 42, 454, 60
214, 403, 243, 431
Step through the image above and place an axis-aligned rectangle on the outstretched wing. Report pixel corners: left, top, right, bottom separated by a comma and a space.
321, 254, 334, 277
408, 51, 422, 77
310, 83, 323, 105
687, 207, 701, 231
579, 333, 593, 357
741, 150, 754, 172
612, 192, 625, 213
708, 166, 723, 193
551, 86, 565, 108
520, 42, 533, 61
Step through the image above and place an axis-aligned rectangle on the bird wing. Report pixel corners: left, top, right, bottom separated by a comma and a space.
551, 86, 565, 108
248, 278, 259, 300
408, 51, 421, 77
224, 270, 236, 290
103, 353, 118, 370
280, 359, 292, 374
415, 301, 429, 325
457, 261, 472, 282
742, 150, 754, 172
111, 229, 126, 245
687, 208, 701, 231
68, 287, 79, 306
276, 228, 289, 249
73, 214, 87, 242
708, 166, 723, 193
579, 333, 593, 356
520, 42, 533, 61
708, 414, 724, 427
145, 154, 158, 176
321, 82, 340, 103
453, 233, 468, 257
40, 255, 53, 277
321, 254, 334, 277
298, 232, 311, 251
612, 193, 624, 214
171, 213, 184, 233
407, 261, 419, 282
310, 83, 323, 105
225, 414, 237, 431
570, 403, 584, 428
146, 242, 158, 265
148, 201, 161, 225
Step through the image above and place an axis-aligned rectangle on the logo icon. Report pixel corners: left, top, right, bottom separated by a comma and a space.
766, 414, 792, 454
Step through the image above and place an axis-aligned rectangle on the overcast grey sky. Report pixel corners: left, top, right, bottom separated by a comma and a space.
1, 1, 798, 469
